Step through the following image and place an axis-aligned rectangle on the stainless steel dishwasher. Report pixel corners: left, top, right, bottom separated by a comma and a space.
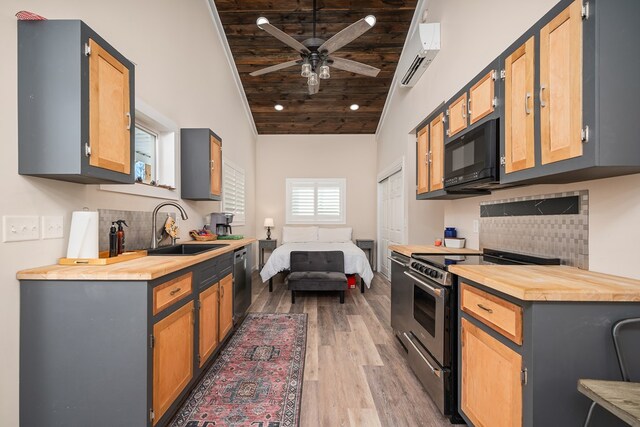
233, 247, 251, 322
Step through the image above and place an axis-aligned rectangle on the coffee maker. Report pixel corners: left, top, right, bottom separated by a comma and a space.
210, 212, 234, 236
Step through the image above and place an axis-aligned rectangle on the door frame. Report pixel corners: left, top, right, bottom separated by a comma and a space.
376, 156, 406, 278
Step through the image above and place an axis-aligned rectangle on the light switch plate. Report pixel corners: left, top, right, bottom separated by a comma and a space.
3, 215, 40, 242
42, 215, 64, 239
473, 220, 479, 233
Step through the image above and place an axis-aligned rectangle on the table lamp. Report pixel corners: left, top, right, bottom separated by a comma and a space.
264, 218, 274, 240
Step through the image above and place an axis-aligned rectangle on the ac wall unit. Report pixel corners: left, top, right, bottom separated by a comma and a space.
399, 23, 440, 87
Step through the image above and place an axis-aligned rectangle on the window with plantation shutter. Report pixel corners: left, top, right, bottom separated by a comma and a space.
222, 160, 245, 225
286, 178, 346, 224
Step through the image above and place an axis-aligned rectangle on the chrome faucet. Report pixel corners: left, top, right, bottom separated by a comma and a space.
151, 201, 188, 249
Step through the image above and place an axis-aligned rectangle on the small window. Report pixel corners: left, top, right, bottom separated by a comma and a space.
286, 178, 346, 224
134, 125, 157, 184
222, 159, 246, 225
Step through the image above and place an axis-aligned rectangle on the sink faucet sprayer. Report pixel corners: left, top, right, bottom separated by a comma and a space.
151, 201, 188, 249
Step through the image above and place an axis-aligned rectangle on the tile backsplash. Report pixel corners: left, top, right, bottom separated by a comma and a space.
479, 190, 589, 268
98, 209, 176, 252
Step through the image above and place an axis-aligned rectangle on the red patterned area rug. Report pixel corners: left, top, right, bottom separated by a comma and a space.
170, 313, 307, 427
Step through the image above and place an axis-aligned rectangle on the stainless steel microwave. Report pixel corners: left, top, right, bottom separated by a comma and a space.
443, 119, 499, 191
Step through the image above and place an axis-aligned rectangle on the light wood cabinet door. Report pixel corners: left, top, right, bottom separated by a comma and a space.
429, 113, 445, 192
417, 126, 429, 194
505, 37, 536, 174
199, 284, 219, 367
461, 318, 523, 427
88, 38, 131, 175
469, 71, 496, 125
153, 302, 194, 425
447, 93, 468, 138
210, 135, 222, 196
219, 274, 234, 339
540, 0, 583, 165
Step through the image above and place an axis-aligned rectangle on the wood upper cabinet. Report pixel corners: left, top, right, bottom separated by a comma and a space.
210, 135, 222, 197
539, 0, 583, 165
461, 318, 523, 427
429, 113, 445, 192
219, 274, 234, 340
153, 302, 194, 425
88, 38, 131, 175
447, 93, 468, 137
181, 128, 223, 201
469, 70, 496, 125
199, 283, 219, 367
504, 37, 536, 174
416, 126, 429, 194
18, 20, 135, 184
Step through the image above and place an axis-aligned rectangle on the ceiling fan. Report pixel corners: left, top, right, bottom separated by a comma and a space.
249, 0, 381, 95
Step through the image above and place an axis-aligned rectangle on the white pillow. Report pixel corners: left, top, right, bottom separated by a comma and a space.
282, 226, 318, 243
318, 227, 352, 242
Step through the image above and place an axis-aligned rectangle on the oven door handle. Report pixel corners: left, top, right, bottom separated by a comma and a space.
404, 271, 443, 298
388, 256, 409, 267
404, 332, 442, 378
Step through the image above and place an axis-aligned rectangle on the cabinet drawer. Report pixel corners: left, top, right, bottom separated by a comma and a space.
153, 272, 193, 315
461, 283, 523, 345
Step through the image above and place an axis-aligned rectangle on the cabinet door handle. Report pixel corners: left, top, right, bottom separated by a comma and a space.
425, 151, 428, 165
468, 97, 472, 117
462, 101, 467, 119
210, 160, 215, 172
477, 303, 493, 313
428, 151, 432, 164
169, 287, 182, 296
539, 84, 547, 108
220, 285, 224, 298
126, 112, 131, 130
525, 93, 532, 115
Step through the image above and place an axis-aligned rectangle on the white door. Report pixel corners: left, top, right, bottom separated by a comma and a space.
378, 169, 404, 279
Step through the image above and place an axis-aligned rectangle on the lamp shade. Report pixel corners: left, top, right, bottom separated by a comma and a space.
264, 218, 274, 228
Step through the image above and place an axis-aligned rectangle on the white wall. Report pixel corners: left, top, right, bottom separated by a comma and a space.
255, 135, 377, 244
0, 1, 256, 423
377, 0, 640, 279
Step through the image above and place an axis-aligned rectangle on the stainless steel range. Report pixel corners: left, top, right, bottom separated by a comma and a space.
390, 248, 560, 424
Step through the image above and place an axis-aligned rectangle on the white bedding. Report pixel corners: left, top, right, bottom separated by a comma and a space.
259, 242, 374, 287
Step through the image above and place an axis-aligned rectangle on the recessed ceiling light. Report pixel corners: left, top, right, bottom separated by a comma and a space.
350, 104, 360, 111
274, 104, 284, 111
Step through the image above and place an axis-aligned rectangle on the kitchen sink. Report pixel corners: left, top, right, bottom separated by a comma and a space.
147, 243, 228, 256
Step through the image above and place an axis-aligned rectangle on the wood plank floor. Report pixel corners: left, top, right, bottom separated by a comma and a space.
248, 271, 450, 427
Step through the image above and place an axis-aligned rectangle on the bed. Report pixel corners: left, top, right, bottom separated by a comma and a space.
259, 226, 374, 288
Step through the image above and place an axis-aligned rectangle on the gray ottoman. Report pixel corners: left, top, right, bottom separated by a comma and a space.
287, 251, 348, 304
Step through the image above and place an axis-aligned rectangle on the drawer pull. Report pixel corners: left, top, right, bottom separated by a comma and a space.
477, 303, 493, 314
170, 287, 182, 296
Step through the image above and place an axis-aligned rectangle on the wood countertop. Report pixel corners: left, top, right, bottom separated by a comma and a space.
389, 244, 481, 257
449, 265, 640, 302
17, 238, 256, 281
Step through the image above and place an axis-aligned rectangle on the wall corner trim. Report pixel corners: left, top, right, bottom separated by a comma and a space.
204, 0, 258, 138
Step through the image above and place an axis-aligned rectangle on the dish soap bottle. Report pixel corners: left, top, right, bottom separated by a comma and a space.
115, 220, 128, 254
109, 222, 118, 257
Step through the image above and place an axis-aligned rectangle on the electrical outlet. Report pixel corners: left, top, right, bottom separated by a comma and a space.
473, 220, 479, 233
3, 215, 40, 242
42, 215, 64, 239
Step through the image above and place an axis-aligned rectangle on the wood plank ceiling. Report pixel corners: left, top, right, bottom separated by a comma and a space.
215, 0, 418, 134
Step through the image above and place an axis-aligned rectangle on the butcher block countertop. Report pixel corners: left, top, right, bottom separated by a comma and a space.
17, 238, 256, 281
389, 244, 481, 257
449, 265, 640, 302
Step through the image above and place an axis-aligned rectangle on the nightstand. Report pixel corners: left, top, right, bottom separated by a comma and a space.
356, 239, 375, 271
259, 239, 277, 270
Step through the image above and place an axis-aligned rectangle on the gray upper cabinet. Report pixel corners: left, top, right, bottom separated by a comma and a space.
180, 128, 222, 201
499, 0, 640, 185
18, 20, 135, 184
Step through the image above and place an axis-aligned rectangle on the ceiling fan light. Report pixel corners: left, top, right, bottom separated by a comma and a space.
308, 72, 319, 86
301, 62, 312, 78
365, 15, 376, 27
319, 65, 330, 79
256, 17, 269, 29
